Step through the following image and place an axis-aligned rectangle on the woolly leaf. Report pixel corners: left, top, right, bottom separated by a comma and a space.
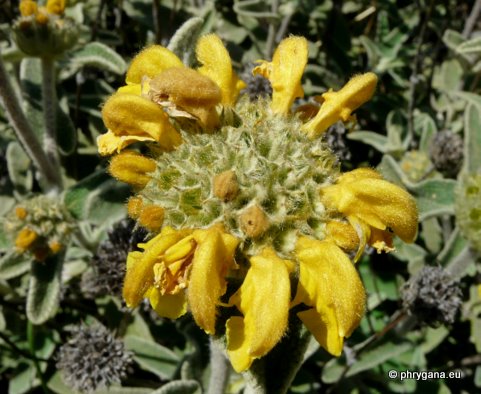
150, 380, 201, 394
26, 253, 64, 324
63, 170, 111, 219
410, 179, 456, 220
48, 372, 152, 394
458, 36, 481, 55
168, 17, 204, 67
19, 58, 45, 140
124, 335, 180, 379
56, 96, 77, 156
6, 141, 33, 194
347, 131, 388, 153
437, 227, 468, 267
464, 103, 481, 173
60, 42, 126, 80
322, 339, 413, 383
442, 29, 465, 52
0, 251, 31, 280
9, 364, 36, 394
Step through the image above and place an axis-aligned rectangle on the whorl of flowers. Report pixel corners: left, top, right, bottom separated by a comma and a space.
97, 34, 418, 372
4, 195, 73, 261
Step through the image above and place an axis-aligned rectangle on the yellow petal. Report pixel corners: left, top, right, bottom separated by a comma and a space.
148, 287, 188, 319
298, 308, 343, 357
323, 172, 418, 242
19, 0, 38, 16
368, 227, 395, 253
226, 248, 292, 372
101, 92, 182, 152
302, 72, 378, 138
46, 0, 65, 14
188, 227, 239, 335
117, 84, 142, 95
325, 220, 359, 252
97, 130, 156, 156
126, 46, 184, 84
123, 227, 191, 308
253, 36, 308, 114
196, 34, 246, 106
108, 150, 156, 188
15, 227, 38, 252
294, 237, 365, 356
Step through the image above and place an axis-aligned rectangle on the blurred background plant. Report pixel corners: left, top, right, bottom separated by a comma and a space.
0, 0, 480, 393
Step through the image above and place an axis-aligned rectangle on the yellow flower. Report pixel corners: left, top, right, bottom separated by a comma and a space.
99, 92, 182, 155
98, 36, 245, 155
15, 227, 38, 252
123, 225, 239, 334
294, 237, 365, 356
321, 168, 418, 260
301, 72, 378, 138
226, 236, 366, 372
253, 36, 308, 115
19, 0, 38, 17
46, 0, 65, 15
226, 248, 294, 372
196, 34, 246, 106
108, 150, 157, 188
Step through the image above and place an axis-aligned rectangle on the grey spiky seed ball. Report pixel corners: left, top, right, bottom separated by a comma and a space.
81, 219, 146, 298
429, 130, 463, 178
56, 324, 133, 393
401, 266, 462, 327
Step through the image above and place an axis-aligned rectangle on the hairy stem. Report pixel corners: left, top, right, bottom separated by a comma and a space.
207, 339, 231, 394
41, 57, 63, 190
462, 0, 481, 39
0, 51, 62, 190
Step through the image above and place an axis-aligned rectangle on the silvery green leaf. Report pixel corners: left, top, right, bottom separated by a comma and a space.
6, 141, 33, 194
56, 96, 77, 156
432, 59, 463, 92
19, 58, 45, 140
9, 364, 36, 394
437, 227, 468, 270
421, 217, 442, 254
442, 29, 465, 52
60, 42, 126, 80
464, 103, 481, 173
168, 17, 204, 66
451, 91, 481, 107
322, 339, 413, 383
457, 36, 481, 55
347, 131, 388, 153
410, 179, 456, 220
26, 253, 64, 324
0, 251, 31, 280
150, 380, 201, 394
416, 112, 437, 153
124, 335, 180, 379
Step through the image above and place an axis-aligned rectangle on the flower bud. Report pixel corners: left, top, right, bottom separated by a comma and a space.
240, 205, 270, 238
109, 151, 156, 188
213, 170, 239, 202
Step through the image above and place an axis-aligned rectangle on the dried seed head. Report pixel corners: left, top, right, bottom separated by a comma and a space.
213, 170, 239, 201
401, 266, 462, 327
429, 130, 463, 178
56, 323, 133, 393
240, 205, 270, 238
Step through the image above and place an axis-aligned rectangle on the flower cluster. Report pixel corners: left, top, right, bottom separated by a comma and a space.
13, 0, 78, 57
98, 34, 418, 372
4, 195, 73, 261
